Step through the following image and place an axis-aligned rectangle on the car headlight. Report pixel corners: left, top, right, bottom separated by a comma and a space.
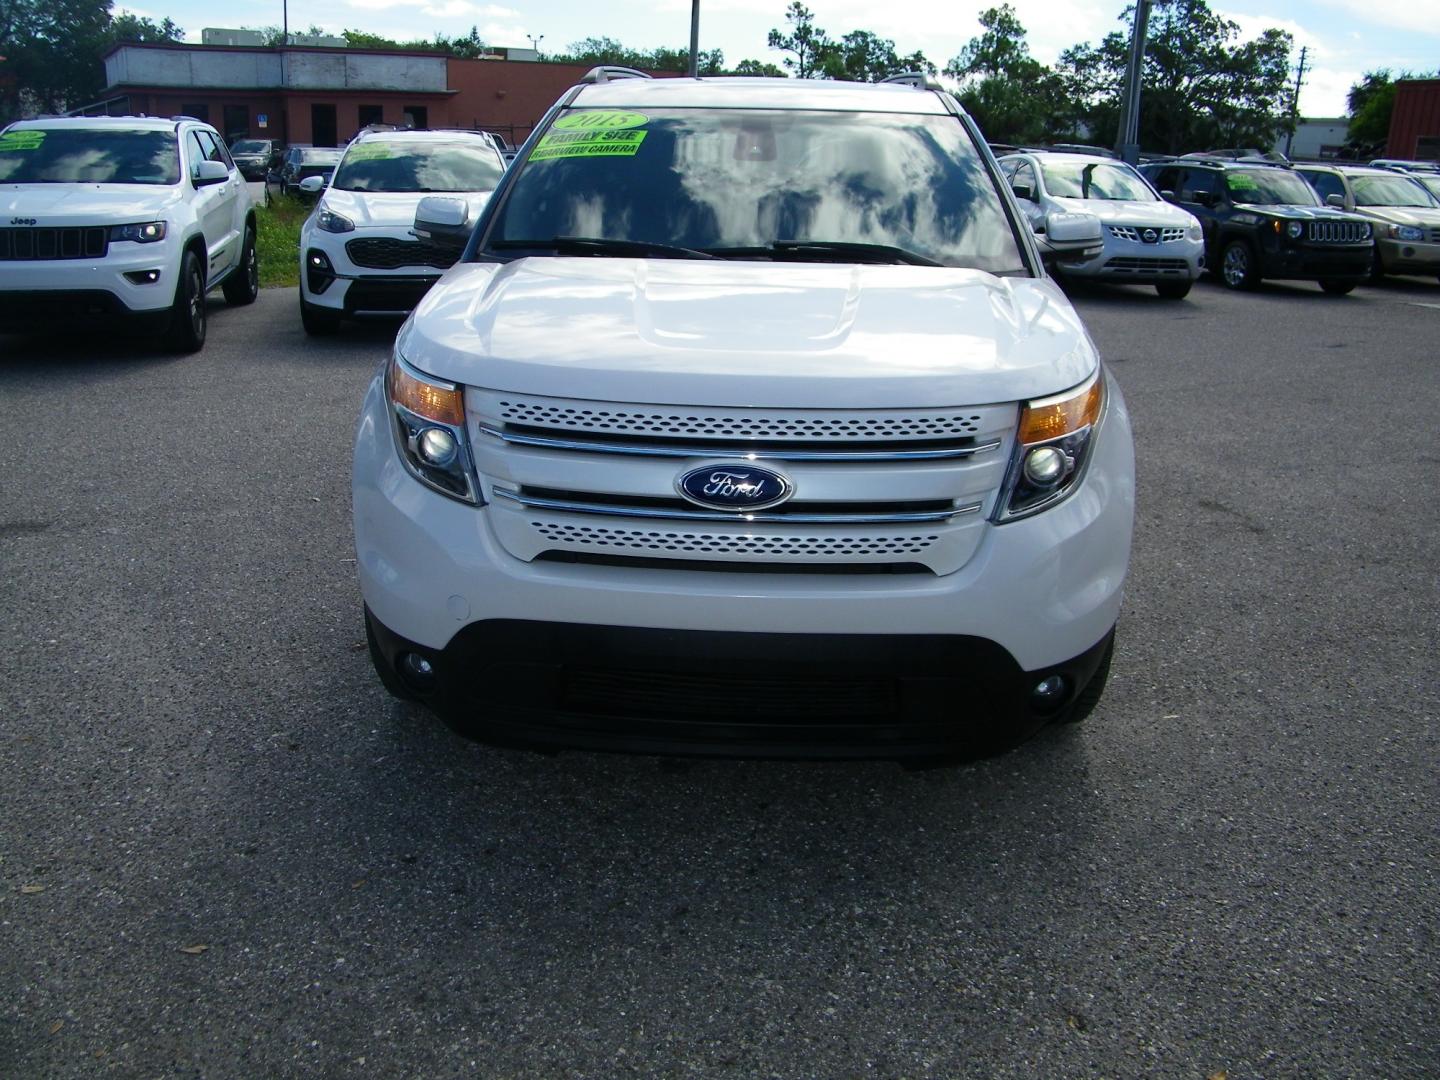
386, 351, 481, 505
1285, 221, 1305, 239
315, 206, 354, 234
1389, 224, 1424, 241
1186, 223, 1202, 241
995, 372, 1104, 522
109, 221, 166, 243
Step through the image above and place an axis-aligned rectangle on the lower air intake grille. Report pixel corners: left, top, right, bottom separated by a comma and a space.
561, 667, 897, 720
531, 522, 939, 560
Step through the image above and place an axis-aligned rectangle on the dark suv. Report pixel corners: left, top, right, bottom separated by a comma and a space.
1141, 160, 1374, 293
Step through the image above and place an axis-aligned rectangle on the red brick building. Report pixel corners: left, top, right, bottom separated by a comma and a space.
88, 43, 671, 149
1386, 79, 1440, 162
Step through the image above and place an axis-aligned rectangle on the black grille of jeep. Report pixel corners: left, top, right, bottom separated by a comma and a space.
0, 227, 109, 261
1307, 221, 1369, 244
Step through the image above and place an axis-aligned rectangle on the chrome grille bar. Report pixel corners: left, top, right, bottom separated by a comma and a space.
478, 425, 1002, 461
493, 487, 983, 524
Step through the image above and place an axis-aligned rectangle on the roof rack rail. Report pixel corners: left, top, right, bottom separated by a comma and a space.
880, 72, 942, 90
169, 115, 206, 124
580, 66, 653, 84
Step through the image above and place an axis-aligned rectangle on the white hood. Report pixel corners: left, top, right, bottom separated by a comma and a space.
319, 188, 494, 229
1053, 196, 1196, 228
397, 259, 1099, 409
0, 184, 181, 225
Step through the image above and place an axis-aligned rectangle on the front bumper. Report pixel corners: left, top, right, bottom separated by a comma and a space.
1061, 233, 1203, 283
1377, 237, 1440, 275
1259, 242, 1373, 281
300, 226, 447, 315
352, 367, 1136, 757
0, 237, 180, 329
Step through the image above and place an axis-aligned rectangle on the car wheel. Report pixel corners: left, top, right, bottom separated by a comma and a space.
300, 295, 341, 335
1221, 240, 1259, 290
223, 224, 259, 305
1155, 279, 1192, 300
164, 248, 207, 353
1319, 278, 1356, 295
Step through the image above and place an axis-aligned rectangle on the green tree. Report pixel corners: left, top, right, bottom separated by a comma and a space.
767, 2, 833, 79
945, 6, 1075, 143
109, 13, 184, 44
548, 37, 724, 75
1345, 70, 1406, 149
730, 58, 788, 77
1061, 0, 1293, 154
820, 30, 932, 82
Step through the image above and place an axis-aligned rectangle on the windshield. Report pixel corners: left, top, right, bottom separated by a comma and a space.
333, 140, 503, 193
0, 128, 179, 185
1418, 176, 1440, 201
485, 107, 1026, 273
230, 140, 268, 154
1350, 174, 1437, 208
1225, 169, 1319, 206
1040, 160, 1156, 202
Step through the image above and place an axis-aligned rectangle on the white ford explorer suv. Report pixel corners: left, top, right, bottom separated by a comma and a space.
352, 71, 1136, 762
0, 116, 257, 352
298, 129, 505, 334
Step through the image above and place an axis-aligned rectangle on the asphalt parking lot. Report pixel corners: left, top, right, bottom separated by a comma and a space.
2, 275, 1437, 1078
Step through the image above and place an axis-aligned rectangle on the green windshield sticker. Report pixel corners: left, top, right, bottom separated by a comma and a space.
345, 143, 392, 162
1227, 174, 1260, 190
553, 110, 649, 132
531, 129, 648, 161
0, 131, 45, 152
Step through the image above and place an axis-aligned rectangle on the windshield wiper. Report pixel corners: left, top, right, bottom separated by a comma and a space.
704, 241, 943, 267
491, 236, 718, 260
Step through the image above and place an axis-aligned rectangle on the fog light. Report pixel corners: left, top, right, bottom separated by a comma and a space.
399, 652, 436, 693
1023, 445, 1067, 486
1032, 675, 1068, 714
416, 426, 458, 467
124, 269, 162, 285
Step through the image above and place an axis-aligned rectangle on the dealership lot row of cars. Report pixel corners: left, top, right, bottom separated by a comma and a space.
1, 82, 1439, 763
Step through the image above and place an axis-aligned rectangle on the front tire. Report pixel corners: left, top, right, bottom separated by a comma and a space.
1156, 279, 1192, 300
300, 295, 341, 335
164, 248, 207, 353
223, 224, 259, 305
1319, 278, 1357, 295
1221, 239, 1259, 291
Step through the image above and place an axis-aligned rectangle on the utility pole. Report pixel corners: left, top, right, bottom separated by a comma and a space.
1283, 46, 1308, 159
688, 0, 701, 77
1114, 0, 1151, 164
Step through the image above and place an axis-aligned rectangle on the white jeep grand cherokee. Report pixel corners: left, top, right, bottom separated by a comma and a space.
353, 72, 1136, 761
0, 116, 257, 352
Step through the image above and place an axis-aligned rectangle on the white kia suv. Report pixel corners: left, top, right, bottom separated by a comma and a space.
297, 129, 504, 333
0, 116, 257, 352
352, 72, 1136, 761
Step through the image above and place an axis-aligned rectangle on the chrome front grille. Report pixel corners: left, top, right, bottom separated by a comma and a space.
1107, 225, 1188, 244
470, 391, 1016, 575
1307, 221, 1370, 244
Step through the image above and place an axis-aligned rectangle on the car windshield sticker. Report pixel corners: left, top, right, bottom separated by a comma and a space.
531, 128, 649, 161
1227, 173, 1260, 191
0, 131, 45, 152
553, 111, 649, 132
345, 143, 392, 162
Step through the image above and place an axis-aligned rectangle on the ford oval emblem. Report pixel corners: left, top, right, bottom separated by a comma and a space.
677, 463, 793, 512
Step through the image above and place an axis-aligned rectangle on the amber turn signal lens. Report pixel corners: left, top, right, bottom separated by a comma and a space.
388, 355, 464, 425
1018, 375, 1103, 444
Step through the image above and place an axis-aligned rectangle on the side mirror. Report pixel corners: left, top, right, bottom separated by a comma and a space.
1160, 189, 1177, 202
193, 159, 229, 186
1193, 191, 1216, 208
1038, 210, 1103, 266
413, 196, 470, 245
1011, 183, 1034, 202
298, 175, 327, 194
1325, 193, 1345, 208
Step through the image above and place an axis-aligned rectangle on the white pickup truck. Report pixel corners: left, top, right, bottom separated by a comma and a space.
0, 115, 256, 352
352, 71, 1135, 762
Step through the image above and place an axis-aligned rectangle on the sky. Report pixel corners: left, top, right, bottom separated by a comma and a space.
119, 0, 1439, 118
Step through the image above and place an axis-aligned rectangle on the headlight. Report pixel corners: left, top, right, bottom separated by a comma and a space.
386, 351, 481, 505
110, 221, 166, 243
1186, 223, 1202, 241
995, 372, 1104, 522
1389, 224, 1424, 241
315, 206, 354, 234
1285, 221, 1304, 239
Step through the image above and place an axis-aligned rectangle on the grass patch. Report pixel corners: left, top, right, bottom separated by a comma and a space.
255, 195, 311, 289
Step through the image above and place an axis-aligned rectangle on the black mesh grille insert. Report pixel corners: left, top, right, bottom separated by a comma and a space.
346, 238, 460, 270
